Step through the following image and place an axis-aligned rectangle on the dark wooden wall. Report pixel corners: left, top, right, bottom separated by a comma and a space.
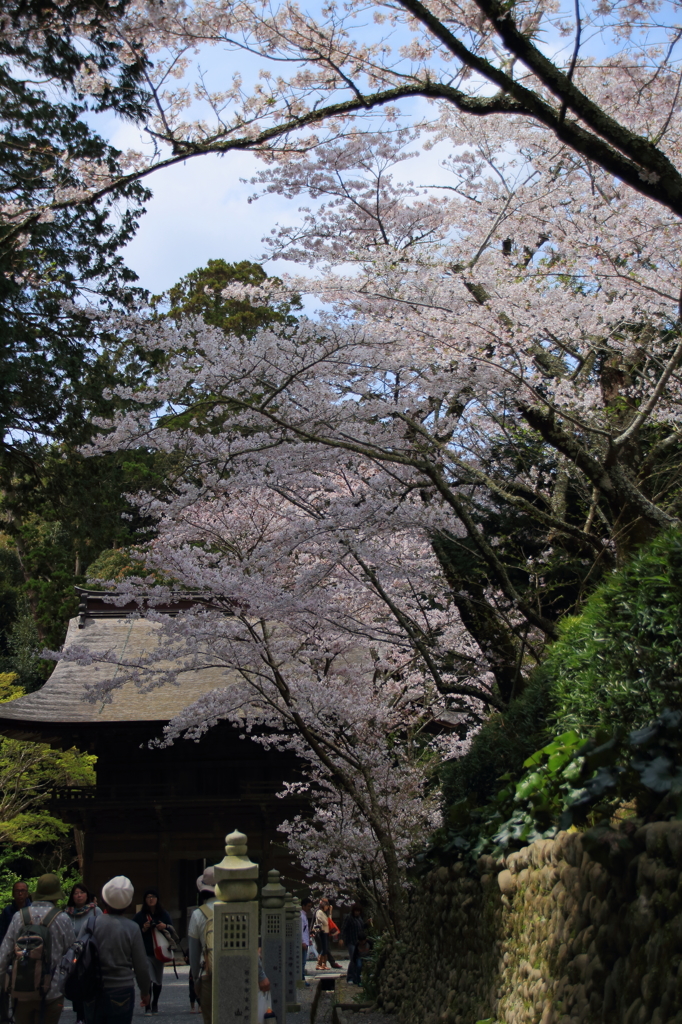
50, 721, 306, 933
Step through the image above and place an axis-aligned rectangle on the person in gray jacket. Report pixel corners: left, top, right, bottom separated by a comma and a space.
83, 876, 150, 1024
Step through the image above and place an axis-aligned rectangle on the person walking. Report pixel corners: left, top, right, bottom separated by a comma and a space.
0, 873, 75, 1024
65, 884, 103, 1024
133, 889, 174, 1015
83, 876, 150, 1024
325, 903, 342, 970
314, 898, 331, 970
0, 881, 32, 1022
300, 898, 312, 986
341, 905, 364, 985
187, 868, 217, 1024
188, 869, 270, 1023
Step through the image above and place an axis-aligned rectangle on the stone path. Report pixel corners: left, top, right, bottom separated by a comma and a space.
60, 966, 205, 1024
60, 962, 396, 1024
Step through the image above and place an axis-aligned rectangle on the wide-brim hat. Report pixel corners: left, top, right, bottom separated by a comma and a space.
196, 866, 215, 894
32, 874, 64, 903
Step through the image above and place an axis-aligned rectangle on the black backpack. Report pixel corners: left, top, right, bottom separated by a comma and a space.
56, 916, 101, 1003
10, 907, 60, 1002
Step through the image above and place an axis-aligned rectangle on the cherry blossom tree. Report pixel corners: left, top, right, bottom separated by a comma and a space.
84, 110, 682, 699
6, 0, 682, 238
60, 59, 682, 915
63, 482, 478, 928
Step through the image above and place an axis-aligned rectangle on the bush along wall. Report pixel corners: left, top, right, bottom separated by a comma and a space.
375, 823, 682, 1024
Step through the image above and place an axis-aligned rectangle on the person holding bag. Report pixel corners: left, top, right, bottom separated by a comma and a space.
65, 884, 102, 1024
133, 889, 175, 1015
187, 870, 217, 1024
313, 899, 331, 970
325, 904, 342, 970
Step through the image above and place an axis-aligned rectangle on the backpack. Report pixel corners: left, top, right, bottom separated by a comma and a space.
10, 906, 60, 1002
56, 915, 101, 1003
200, 905, 214, 977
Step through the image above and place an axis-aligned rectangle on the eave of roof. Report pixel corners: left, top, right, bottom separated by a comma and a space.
0, 614, 231, 725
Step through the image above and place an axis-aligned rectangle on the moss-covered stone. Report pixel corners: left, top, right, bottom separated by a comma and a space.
376, 826, 682, 1024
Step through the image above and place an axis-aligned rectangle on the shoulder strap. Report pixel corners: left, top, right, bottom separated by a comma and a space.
200, 905, 212, 921
20, 907, 31, 927
42, 907, 60, 929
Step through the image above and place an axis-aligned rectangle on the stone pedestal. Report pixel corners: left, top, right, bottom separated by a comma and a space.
212, 830, 259, 1024
261, 870, 287, 1024
284, 893, 300, 1012
293, 898, 303, 992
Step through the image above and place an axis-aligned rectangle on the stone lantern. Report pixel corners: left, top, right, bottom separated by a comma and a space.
212, 829, 260, 1024
284, 892, 300, 1012
260, 869, 287, 1024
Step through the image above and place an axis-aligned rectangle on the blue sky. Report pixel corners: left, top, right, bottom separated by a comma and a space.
101, 0, 608, 296
109, 112, 453, 296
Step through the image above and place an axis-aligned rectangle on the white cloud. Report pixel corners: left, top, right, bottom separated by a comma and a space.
106, 99, 457, 294
119, 150, 298, 294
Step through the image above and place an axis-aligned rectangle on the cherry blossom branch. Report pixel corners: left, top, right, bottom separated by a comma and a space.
389, 409, 607, 557
419, 464, 559, 638
611, 337, 682, 448
347, 547, 504, 709
518, 401, 681, 529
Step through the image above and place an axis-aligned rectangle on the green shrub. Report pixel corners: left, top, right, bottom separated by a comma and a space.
546, 528, 682, 734
436, 529, 682, 863
434, 706, 682, 863
441, 669, 555, 809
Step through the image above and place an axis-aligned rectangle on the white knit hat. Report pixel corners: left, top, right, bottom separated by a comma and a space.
196, 866, 216, 894
102, 876, 134, 910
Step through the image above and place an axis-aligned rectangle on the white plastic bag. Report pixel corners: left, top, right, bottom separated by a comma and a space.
257, 990, 271, 1024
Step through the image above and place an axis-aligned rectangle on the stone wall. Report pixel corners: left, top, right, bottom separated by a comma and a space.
375, 822, 682, 1024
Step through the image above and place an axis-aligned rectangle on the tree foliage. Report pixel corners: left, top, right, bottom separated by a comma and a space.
69, 113, 682, 911
17, 0, 682, 910
8, 0, 682, 233
154, 258, 300, 336
436, 529, 682, 862
0, 49, 149, 454
0, 675, 96, 847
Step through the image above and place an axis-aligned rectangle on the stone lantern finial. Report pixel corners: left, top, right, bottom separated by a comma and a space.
261, 868, 286, 908
213, 828, 259, 902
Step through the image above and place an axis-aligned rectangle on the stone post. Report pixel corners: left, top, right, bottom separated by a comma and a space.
284, 892, 300, 1013
260, 870, 287, 1024
292, 897, 303, 991
212, 829, 259, 1024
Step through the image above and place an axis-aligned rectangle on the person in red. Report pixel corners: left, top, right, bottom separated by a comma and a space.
325, 903, 343, 970
133, 890, 174, 1015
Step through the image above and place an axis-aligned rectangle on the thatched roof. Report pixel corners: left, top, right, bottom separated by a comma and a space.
0, 612, 231, 725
